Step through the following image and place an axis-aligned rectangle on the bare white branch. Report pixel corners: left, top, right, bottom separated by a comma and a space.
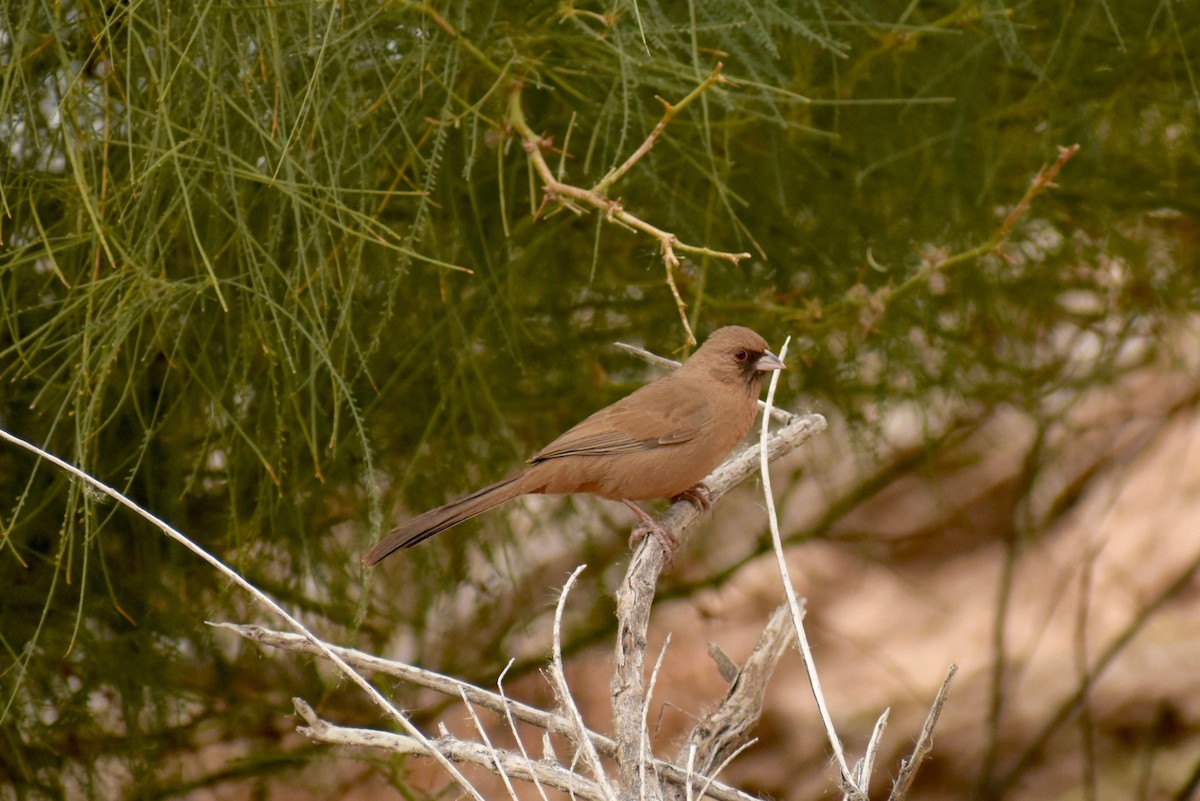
552, 565, 619, 801
640, 635, 673, 801
682, 604, 794, 777
460, 687, 521, 801
851, 708, 889, 799
215, 623, 762, 801
213, 622, 601, 746
614, 341, 683, 371
685, 743, 698, 801
696, 738, 760, 801
293, 698, 607, 800
758, 339, 858, 797
499, 659, 553, 801
889, 665, 958, 801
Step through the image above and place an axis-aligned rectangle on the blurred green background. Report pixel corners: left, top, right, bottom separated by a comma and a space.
1, 1, 1197, 798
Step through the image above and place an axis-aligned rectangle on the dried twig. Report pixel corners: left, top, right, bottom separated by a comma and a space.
887, 144, 1081, 309
215, 622, 764, 801
855, 710, 890, 798
498, 659, 552, 801
551, 565, 619, 801
508, 66, 750, 346
293, 698, 607, 800
591, 66, 734, 195
613, 341, 684, 371
640, 635, 673, 801
889, 665, 958, 801
215, 622, 599, 743
459, 687, 521, 801
682, 605, 794, 777
757, 339, 857, 796
759, 354, 957, 800
695, 739, 760, 801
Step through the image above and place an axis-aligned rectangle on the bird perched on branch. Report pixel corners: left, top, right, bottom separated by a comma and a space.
363, 326, 784, 566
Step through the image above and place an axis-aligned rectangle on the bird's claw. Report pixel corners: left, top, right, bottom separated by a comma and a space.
671, 484, 712, 512
623, 499, 679, 569
629, 521, 678, 569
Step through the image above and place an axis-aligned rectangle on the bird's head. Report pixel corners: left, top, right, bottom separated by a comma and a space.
688, 326, 785, 389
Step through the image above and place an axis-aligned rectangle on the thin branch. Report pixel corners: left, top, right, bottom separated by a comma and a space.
215, 622, 600, 744
993, 143, 1081, 243
889, 665, 958, 801
293, 698, 608, 801
696, 739, 760, 801
460, 687, 522, 801
854, 709, 889, 797
498, 659, 553, 801
683, 604, 794, 777
215, 622, 764, 801
507, 73, 750, 347
640, 635, 673, 801
613, 341, 683, 371
757, 339, 857, 796
886, 144, 1081, 309
593, 64, 734, 194
686, 743, 698, 801
551, 565, 619, 801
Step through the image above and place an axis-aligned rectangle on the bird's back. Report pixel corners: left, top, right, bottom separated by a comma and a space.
524, 365, 759, 500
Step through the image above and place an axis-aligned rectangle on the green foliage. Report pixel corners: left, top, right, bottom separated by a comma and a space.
1, 0, 1197, 796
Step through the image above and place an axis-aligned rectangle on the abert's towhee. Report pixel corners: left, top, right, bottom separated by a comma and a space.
363, 326, 783, 565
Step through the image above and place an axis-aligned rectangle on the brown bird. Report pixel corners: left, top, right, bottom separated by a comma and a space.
363, 326, 784, 566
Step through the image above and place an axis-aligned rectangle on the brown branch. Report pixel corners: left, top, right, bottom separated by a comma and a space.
592, 64, 734, 195
880, 144, 1081, 320
507, 71, 750, 347
993, 143, 1080, 244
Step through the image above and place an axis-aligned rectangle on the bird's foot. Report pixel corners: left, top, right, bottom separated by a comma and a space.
623, 499, 679, 566
671, 484, 712, 513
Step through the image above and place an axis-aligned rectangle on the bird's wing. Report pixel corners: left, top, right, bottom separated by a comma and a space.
529, 381, 709, 462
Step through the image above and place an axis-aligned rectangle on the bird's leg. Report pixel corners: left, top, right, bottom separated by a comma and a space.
670, 483, 712, 513
622, 499, 679, 558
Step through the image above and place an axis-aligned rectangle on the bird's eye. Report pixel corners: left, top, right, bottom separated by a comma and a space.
733, 349, 749, 362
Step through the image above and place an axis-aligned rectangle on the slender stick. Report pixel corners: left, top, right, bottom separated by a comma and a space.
507, 75, 750, 347
552, 565, 619, 801
498, 659, 553, 801
757, 340, 858, 795
889, 665, 958, 801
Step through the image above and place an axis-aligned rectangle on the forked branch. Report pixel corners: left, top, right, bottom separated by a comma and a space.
507, 64, 750, 346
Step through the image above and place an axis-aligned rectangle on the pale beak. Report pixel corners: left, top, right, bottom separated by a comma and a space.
755, 349, 785, 371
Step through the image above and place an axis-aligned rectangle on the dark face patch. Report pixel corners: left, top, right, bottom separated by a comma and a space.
735, 349, 767, 385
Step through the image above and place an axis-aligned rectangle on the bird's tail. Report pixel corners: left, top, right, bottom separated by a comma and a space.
362, 472, 534, 566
